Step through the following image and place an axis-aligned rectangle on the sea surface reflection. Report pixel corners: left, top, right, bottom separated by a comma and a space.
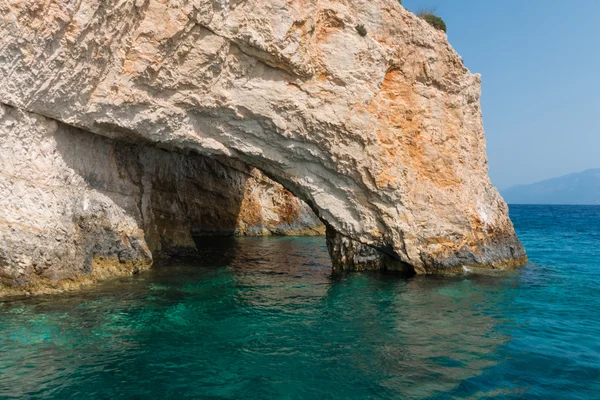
1, 205, 600, 399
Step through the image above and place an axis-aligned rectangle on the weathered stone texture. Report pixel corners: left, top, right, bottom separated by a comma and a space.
0, 103, 323, 295
0, 0, 526, 284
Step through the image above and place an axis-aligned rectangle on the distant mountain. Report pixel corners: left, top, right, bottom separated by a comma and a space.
501, 169, 600, 205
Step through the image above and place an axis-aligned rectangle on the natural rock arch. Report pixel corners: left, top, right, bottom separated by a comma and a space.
0, 0, 526, 278
0, 101, 327, 295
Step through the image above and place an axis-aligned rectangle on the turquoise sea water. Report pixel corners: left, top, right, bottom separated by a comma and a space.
0, 205, 599, 399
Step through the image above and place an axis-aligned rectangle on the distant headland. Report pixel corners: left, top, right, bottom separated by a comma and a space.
502, 169, 600, 205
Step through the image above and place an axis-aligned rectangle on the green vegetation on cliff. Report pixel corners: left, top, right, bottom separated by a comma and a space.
419, 12, 447, 32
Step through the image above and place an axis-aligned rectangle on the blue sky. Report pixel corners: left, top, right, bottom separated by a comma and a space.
403, 0, 600, 189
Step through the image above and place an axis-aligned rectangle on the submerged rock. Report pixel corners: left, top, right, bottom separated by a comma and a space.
0, 0, 525, 293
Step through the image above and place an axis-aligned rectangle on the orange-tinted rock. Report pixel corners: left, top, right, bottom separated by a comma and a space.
0, 0, 525, 278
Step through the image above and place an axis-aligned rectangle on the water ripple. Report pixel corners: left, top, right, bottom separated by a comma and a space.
1, 209, 600, 399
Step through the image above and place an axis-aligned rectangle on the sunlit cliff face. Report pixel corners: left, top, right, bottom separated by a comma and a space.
0, 0, 525, 295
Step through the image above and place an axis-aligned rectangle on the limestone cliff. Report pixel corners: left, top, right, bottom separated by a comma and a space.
0, 103, 323, 295
0, 0, 526, 293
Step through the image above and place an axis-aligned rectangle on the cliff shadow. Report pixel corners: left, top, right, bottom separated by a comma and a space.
52, 121, 324, 266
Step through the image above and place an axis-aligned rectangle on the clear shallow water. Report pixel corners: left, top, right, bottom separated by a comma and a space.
1, 205, 599, 399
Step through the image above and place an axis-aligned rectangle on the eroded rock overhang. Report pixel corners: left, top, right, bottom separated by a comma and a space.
0, 103, 326, 295
0, 0, 526, 278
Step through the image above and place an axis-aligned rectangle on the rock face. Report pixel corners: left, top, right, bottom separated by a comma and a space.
0, 0, 526, 290
0, 103, 323, 295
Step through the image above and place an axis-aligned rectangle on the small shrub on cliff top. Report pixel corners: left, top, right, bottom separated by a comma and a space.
355, 24, 367, 37
419, 13, 447, 32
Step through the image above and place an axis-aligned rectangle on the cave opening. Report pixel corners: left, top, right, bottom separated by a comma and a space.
0, 101, 413, 298
123, 148, 327, 265
127, 148, 334, 282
